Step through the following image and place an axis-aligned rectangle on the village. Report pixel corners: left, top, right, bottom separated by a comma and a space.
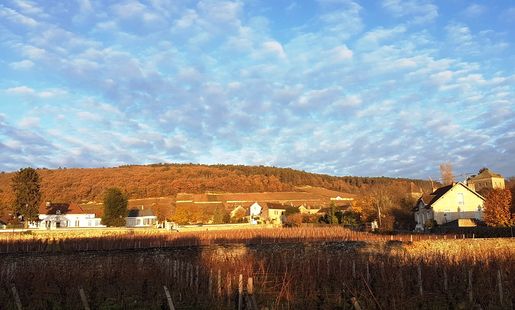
2, 167, 509, 237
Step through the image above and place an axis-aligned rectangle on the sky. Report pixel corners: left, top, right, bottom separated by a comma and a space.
0, 0, 514, 180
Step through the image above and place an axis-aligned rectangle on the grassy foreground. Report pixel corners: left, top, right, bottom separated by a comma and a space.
0, 227, 513, 309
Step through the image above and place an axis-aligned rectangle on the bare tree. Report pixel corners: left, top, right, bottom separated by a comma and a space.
440, 163, 454, 185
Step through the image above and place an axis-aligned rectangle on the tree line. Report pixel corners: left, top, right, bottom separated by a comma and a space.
0, 164, 433, 204
3, 165, 513, 229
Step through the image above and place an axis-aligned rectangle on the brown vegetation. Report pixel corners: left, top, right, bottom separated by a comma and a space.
483, 189, 513, 227
0, 227, 512, 309
0, 164, 434, 205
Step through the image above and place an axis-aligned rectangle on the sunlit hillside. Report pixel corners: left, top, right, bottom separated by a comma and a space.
0, 164, 434, 205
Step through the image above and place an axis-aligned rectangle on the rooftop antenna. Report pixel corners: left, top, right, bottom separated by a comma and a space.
454, 172, 474, 184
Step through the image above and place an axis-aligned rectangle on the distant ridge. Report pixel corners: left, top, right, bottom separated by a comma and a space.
0, 163, 433, 204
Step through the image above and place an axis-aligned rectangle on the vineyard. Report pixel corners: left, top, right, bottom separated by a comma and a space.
0, 227, 513, 309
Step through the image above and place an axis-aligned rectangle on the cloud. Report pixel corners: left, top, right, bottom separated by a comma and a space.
356, 26, 406, 49
462, 4, 486, 18
0, 5, 38, 27
262, 40, 287, 59
4, 86, 67, 98
19, 116, 40, 128
0, 0, 514, 178
328, 45, 353, 61
382, 0, 438, 24
9, 59, 34, 69
5, 86, 35, 95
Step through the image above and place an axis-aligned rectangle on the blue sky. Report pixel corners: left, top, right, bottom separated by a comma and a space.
1, 0, 514, 179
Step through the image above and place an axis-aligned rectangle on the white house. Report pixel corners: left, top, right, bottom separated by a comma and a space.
413, 183, 485, 231
126, 206, 157, 228
249, 202, 262, 224
36, 202, 104, 229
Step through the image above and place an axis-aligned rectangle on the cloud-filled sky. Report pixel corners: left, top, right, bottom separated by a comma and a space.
1, 0, 514, 179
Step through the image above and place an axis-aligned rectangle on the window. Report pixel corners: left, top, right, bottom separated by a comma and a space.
457, 193, 464, 206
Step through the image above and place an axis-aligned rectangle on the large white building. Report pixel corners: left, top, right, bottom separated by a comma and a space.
126, 206, 157, 227
35, 202, 104, 229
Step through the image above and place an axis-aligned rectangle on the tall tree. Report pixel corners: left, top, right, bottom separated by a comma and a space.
11, 167, 42, 227
440, 163, 454, 185
102, 188, 128, 227
483, 189, 512, 227
212, 205, 230, 224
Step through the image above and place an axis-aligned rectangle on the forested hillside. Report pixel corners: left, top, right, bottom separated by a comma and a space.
0, 164, 434, 205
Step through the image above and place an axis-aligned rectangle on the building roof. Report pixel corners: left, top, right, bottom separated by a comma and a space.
39, 202, 90, 215
414, 182, 484, 211
468, 168, 504, 180
127, 207, 155, 217
265, 202, 287, 210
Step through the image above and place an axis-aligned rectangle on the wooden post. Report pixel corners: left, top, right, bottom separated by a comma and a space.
217, 269, 222, 297
227, 273, 232, 306
398, 269, 404, 295
163, 285, 176, 310
173, 260, 177, 281
238, 274, 243, 310
189, 264, 193, 288
208, 269, 213, 296
468, 269, 473, 303
247, 277, 253, 295
351, 297, 362, 310
166, 258, 171, 279
195, 265, 199, 294
417, 264, 423, 296
443, 269, 448, 292
246, 277, 257, 310
11, 286, 22, 310
497, 269, 503, 305
79, 288, 90, 310
366, 261, 370, 283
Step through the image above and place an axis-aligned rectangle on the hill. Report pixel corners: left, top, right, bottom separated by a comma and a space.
0, 163, 434, 205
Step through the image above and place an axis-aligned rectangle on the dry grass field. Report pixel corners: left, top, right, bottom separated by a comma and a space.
0, 227, 513, 309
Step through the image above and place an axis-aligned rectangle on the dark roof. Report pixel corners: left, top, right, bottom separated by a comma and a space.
127, 208, 155, 217
39, 202, 87, 215
468, 168, 503, 180
427, 185, 453, 205
265, 202, 287, 210
414, 183, 484, 211
414, 184, 453, 210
